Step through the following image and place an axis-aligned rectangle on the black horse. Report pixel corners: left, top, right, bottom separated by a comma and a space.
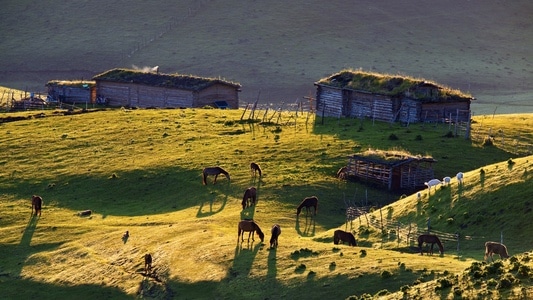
270, 224, 281, 248
333, 230, 357, 246
296, 196, 318, 216
417, 234, 444, 255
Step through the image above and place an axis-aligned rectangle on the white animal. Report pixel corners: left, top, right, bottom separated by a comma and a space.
456, 172, 464, 185
424, 179, 441, 193
442, 176, 451, 186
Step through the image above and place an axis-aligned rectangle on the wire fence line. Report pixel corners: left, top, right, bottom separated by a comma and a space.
341, 203, 500, 255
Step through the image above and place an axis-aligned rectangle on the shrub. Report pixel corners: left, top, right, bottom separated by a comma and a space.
415, 134, 423, 141
388, 133, 399, 140
483, 136, 494, 146
380, 270, 393, 278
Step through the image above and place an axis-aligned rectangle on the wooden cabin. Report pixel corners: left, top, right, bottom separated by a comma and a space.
346, 150, 436, 191
314, 70, 473, 123
92, 68, 241, 108
46, 80, 96, 104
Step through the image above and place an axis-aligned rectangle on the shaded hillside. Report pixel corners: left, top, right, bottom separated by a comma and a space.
0, 0, 531, 114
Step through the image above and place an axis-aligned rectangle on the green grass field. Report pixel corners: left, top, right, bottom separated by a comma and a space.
0, 108, 532, 299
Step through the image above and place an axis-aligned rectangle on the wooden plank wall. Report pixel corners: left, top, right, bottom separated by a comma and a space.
316, 86, 343, 117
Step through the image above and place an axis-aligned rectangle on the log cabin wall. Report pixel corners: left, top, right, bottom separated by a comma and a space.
197, 83, 239, 108
316, 85, 343, 117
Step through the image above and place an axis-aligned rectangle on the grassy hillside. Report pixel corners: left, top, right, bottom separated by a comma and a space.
0, 0, 531, 115
0, 109, 532, 299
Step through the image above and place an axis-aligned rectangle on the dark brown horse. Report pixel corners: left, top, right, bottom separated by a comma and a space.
31, 195, 43, 217
202, 166, 230, 185
250, 162, 262, 177
418, 234, 444, 255
484, 241, 509, 262
296, 196, 318, 216
144, 253, 152, 273
241, 187, 257, 210
270, 224, 281, 248
333, 230, 357, 246
238, 220, 264, 243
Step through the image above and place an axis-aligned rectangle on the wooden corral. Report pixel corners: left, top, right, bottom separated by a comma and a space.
346, 150, 436, 191
314, 70, 473, 123
92, 68, 241, 108
46, 80, 96, 104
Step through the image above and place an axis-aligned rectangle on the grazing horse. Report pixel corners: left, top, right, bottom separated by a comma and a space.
250, 162, 262, 177
144, 253, 153, 273
241, 187, 257, 210
418, 234, 444, 255
270, 224, 281, 248
202, 166, 230, 185
484, 241, 509, 262
31, 195, 43, 217
333, 230, 357, 246
238, 220, 264, 243
296, 196, 318, 216
336, 166, 347, 179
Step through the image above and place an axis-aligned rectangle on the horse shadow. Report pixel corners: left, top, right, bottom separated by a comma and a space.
267, 245, 278, 281
231, 242, 262, 278
295, 215, 316, 237
196, 194, 227, 218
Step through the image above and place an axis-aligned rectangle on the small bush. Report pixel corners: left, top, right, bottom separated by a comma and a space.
415, 134, 423, 141
388, 133, 399, 140
380, 270, 393, 278
483, 136, 494, 146
443, 131, 454, 138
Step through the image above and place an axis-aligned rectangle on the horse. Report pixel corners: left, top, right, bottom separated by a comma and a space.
202, 166, 230, 185
336, 166, 347, 179
297, 196, 318, 216
242, 186, 257, 210
250, 162, 262, 177
417, 234, 444, 255
144, 253, 153, 273
333, 230, 357, 246
238, 219, 264, 243
270, 224, 281, 248
484, 241, 509, 262
442, 176, 451, 186
31, 195, 43, 217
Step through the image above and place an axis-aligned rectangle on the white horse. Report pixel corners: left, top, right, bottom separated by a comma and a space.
424, 179, 441, 193
442, 176, 451, 186
456, 172, 464, 185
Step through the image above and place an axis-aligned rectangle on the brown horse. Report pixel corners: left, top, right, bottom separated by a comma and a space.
270, 224, 281, 248
144, 253, 153, 273
418, 234, 444, 255
202, 166, 230, 185
484, 241, 509, 262
31, 195, 43, 217
336, 166, 347, 179
296, 196, 318, 216
241, 187, 257, 210
333, 230, 357, 246
250, 162, 262, 177
238, 220, 264, 243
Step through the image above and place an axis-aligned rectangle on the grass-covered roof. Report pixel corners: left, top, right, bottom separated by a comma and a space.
45, 80, 95, 88
93, 68, 241, 91
350, 149, 436, 166
316, 69, 472, 100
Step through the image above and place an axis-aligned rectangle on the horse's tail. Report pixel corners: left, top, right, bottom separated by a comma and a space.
333, 231, 339, 244
257, 166, 262, 177
202, 170, 207, 185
